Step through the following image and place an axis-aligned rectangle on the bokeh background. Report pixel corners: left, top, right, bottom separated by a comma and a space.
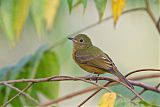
0, 0, 159, 107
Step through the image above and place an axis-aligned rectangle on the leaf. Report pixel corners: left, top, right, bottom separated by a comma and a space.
0, 0, 15, 45
44, 0, 60, 31
99, 92, 117, 107
67, 0, 73, 13
0, 44, 60, 106
30, 0, 45, 38
112, 0, 126, 26
94, 0, 107, 20
82, 0, 87, 13
12, 0, 30, 40
139, 100, 160, 107
31, 50, 60, 99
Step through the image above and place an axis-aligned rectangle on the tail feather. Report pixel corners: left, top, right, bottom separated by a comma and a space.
114, 70, 134, 89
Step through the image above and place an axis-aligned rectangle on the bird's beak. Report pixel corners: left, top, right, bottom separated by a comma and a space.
68, 37, 74, 40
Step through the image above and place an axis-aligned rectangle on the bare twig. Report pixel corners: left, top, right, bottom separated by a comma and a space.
131, 89, 146, 100
145, 0, 160, 33
132, 82, 160, 101
1, 68, 159, 106
41, 78, 144, 107
0, 75, 159, 93
157, 17, 160, 33
125, 69, 160, 78
1, 83, 34, 107
77, 81, 113, 107
2, 82, 38, 105
49, 7, 146, 50
40, 85, 101, 107
129, 73, 160, 81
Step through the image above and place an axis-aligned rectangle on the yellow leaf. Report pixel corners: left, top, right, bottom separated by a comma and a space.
112, 0, 126, 26
99, 92, 117, 107
45, 0, 60, 31
12, 0, 30, 40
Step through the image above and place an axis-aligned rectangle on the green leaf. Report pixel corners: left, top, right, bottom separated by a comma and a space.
0, 0, 15, 45
82, 0, 87, 9
67, 0, 73, 13
0, 44, 60, 106
94, 0, 107, 20
30, 0, 45, 37
82, 0, 87, 13
12, 0, 30, 40
31, 50, 60, 99
139, 100, 160, 107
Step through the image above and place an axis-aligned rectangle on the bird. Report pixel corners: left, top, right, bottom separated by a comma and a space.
68, 34, 134, 89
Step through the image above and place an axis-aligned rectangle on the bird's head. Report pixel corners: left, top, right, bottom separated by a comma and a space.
68, 34, 92, 49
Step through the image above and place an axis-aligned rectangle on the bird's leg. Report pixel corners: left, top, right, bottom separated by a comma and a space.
85, 73, 99, 82
95, 74, 100, 83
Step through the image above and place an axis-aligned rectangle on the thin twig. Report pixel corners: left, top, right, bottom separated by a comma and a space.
1, 68, 160, 106
41, 78, 144, 107
77, 81, 113, 107
131, 89, 146, 101
1, 83, 34, 107
132, 82, 160, 101
0, 75, 159, 93
157, 17, 160, 33
2, 82, 38, 105
145, 0, 160, 33
49, 7, 146, 50
156, 83, 160, 89
125, 69, 160, 78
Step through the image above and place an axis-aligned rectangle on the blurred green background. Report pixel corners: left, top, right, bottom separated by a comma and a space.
0, 0, 159, 107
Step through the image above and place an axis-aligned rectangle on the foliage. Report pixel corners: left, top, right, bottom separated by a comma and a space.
0, 44, 60, 106
99, 92, 116, 107
0, 0, 60, 44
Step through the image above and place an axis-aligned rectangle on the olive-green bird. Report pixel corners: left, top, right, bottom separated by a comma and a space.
68, 34, 134, 89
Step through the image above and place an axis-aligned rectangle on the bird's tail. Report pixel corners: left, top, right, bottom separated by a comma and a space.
114, 70, 134, 89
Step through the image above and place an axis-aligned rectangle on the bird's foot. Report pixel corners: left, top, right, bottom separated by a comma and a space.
85, 73, 99, 83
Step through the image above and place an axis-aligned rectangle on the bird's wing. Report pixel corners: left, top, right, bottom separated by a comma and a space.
75, 48, 114, 71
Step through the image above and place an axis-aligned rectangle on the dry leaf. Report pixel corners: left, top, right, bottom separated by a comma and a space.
112, 0, 126, 26
99, 92, 117, 107
45, 0, 60, 31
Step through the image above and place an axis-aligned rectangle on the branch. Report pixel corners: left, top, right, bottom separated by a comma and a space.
1, 83, 34, 107
125, 68, 160, 78
49, 7, 146, 50
77, 81, 112, 107
2, 82, 38, 105
40, 78, 145, 107
1, 68, 159, 106
145, 0, 160, 34
0, 75, 159, 93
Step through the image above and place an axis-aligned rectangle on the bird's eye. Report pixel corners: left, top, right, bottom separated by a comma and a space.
80, 39, 83, 42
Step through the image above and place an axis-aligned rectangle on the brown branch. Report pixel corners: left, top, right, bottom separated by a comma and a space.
129, 73, 160, 81
77, 81, 113, 107
132, 82, 160, 101
131, 89, 146, 101
77, 73, 160, 107
1, 83, 34, 107
157, 16, 160, 33
125, 69, 160, 78
0, 68, 159, 106
145, 0, 160, 34
2, 82, 38, 105
40, 78, 144, 107
40, 85, 100, 107
0, 75, 159, 93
